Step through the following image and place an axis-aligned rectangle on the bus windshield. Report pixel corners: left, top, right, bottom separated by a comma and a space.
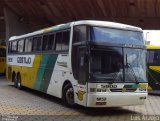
124, 48, 146, 82
90, 27, 144, 45
90, 47, 147, 83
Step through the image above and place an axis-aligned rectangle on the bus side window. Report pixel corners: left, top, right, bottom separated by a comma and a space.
32, 36, 42, 51
36, 36, 42, 51
42, 35, 49, 51
62, 31, 70, 51
8, 42, 12, 53
48, 34, 55, 50
12, 41, 18, 53
25, 38, 32, 52
17, 39, 24, 53
32, 37, 36, 51
73, 26, 87, 43
0, 48, 2, 57
1, 48, 6, 57
55, 32, 62, 51
154, 51, 160, 64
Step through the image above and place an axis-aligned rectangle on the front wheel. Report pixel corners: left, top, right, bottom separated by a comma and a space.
63, 84, 76, 108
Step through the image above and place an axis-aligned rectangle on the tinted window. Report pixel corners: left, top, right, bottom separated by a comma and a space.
0, 48, 6, 57
42, 34, 54, 51
25, 38, 32, 52
62, 31, 70, 51
90, 47, 123, 82
32, 36, 42, 51
90, 27, 144, 45
17, 39, 24, 52
42, 35, 49, 51
55, 32, 62, 51
48, 34, 54, 50
73, 26, 87, 43
12, 41, 17, 52
36, 37, 42, 51
8, 42, 12, 53
55, 31, 70, 51
147, 50, 160, 65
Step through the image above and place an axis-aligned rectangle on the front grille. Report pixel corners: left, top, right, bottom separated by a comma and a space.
110, 88, 137, 92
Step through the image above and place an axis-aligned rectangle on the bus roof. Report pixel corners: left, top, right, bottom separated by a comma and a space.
147, 45, 160, 49
73, 20, 142, 31
9, 20, 142, 41
9, 23, 71, 41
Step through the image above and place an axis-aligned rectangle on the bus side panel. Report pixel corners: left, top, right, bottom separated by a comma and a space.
40, 54, 58, 93
34, 54, 49, 90
23, 55, 42, 88
47, 54, 73, 98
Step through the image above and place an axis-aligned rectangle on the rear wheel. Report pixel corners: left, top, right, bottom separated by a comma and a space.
12, 73, 17, 87
63, 84, 75, 107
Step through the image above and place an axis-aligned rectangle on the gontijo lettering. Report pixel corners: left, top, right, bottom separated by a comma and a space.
17, 57, 31, 64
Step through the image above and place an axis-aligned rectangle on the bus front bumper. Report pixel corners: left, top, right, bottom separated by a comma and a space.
87, 92, 147, 107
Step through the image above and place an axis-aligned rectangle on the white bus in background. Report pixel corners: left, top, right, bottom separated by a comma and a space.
7, 20, 148, 107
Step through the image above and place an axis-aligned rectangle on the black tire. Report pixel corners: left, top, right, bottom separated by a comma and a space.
63, 84, 76, 108
17, 74, 22, 90
12, 73, 17, 87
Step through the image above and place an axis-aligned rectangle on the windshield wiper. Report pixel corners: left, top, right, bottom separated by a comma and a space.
125, 54, 139, 84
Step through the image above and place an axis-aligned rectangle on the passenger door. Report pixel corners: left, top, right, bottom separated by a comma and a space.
75, 46, 88, 106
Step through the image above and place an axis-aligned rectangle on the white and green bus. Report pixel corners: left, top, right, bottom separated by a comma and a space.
7, 20, 147, 107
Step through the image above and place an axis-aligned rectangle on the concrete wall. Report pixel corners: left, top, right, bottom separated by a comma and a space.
4, 8, 27, 40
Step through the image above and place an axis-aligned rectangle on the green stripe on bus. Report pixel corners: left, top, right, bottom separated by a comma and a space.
34, 55, 49, 90
124, 84, 138, 89
40, 54, 58, 92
